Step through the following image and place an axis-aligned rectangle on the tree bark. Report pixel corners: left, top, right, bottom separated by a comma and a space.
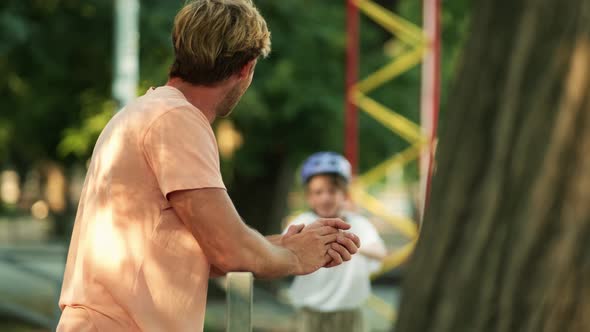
395, 1, 590, 331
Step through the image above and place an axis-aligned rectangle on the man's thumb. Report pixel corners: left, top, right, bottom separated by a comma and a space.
285, 224, 305, 237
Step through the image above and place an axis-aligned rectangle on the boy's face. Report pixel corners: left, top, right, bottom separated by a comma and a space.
306, 175, 348, 218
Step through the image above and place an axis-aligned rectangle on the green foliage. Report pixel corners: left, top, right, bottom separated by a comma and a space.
0, 0, 470, 186
57, 94, 115, 158
0, 0, 113, 167
229, 1, 348, 178
228, 1, 410, 181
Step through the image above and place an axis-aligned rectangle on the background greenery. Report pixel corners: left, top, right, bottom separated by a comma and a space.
0, 0, 470, 233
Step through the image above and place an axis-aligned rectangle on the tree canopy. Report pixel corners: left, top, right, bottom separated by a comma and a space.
0, 0, 469, 230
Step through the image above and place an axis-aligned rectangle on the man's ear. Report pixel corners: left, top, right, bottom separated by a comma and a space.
238, 59, 257, 79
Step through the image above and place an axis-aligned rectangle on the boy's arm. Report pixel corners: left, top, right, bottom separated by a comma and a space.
353, 216, 387, 261
359, 242, 387, 261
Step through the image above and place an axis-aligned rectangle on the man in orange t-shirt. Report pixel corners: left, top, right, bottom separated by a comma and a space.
56, 1, 360, 331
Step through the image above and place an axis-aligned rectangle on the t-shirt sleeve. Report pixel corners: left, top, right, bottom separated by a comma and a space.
143, 108, 225, 198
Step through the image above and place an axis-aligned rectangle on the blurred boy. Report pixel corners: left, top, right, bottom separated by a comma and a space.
284, 152, 387, 332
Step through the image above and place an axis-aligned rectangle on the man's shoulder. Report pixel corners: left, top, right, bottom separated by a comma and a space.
129, 87, 207, 129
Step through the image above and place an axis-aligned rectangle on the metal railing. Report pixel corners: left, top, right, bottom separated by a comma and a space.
0, 244, 65, 330
225, 272, 254, 332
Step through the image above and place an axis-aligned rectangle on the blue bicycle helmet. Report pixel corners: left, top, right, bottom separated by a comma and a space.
300, 152, 352, 184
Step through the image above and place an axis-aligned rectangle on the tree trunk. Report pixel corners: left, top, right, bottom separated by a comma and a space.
395, 1, 590, 331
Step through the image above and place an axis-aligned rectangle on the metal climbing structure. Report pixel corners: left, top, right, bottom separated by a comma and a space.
345, 0, 440, 321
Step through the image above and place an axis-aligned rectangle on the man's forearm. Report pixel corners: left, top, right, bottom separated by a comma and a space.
169, 189, 356, 279
170, 188, 299, 279
237, 228, 298, 279
209, 233, 293, 279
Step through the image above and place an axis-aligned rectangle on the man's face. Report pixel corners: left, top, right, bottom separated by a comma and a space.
306, 175, 347, 218
217, 63, 255, 118
216, 82, 245, 118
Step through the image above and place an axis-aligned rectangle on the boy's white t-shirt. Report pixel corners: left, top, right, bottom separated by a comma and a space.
283, 211, 384, 312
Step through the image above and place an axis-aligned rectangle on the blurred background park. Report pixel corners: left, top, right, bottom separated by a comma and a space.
0, 0, 471, 331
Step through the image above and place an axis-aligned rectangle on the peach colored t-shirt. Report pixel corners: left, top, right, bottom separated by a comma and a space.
57, 86, 225, 332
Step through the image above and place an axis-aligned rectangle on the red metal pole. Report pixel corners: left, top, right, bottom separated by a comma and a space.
345, 0, 359, 175
420, 0, 441, 221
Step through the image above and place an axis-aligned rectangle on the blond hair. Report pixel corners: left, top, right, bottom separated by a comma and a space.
169, 0, 271, 85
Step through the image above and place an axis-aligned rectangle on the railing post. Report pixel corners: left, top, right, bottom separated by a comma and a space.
226, 272, 253, 332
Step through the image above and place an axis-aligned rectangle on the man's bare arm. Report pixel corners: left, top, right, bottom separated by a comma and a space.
168, 188, 359, 278
266, 234, 282, 245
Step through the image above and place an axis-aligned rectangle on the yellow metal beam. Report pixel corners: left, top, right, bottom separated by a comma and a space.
352, 188, 418, 238
359, 144, 423, 187
353, 92, 424, 143
349, 0, 426, 302
372, 240, 416, 279
354, 0, 425, 46
354, 44, 426, 94
366, 293, 397, 323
